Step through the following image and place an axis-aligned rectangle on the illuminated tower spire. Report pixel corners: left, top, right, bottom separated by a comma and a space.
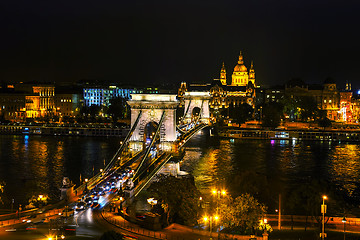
249, 61, 256, 86
238, 51, 244, 65
220, 62, 227, 85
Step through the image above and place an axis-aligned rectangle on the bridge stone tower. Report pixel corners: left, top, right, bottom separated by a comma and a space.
183, 91, 211, 124
127, 94, 179, 152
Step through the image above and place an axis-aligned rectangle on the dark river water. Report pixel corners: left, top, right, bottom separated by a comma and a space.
1, 130, 360, 215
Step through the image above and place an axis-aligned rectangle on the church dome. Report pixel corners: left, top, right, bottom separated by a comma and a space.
233, 52, 247, 72
234, 64, 247, 72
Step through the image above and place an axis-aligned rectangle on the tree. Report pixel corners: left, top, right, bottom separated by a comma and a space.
148, 175, 201, 226
318, 117, 332, 129
107, 97, 130, 122
228, 103, 253, 124
281, 95, 299, 121
262, 102, 283, 128
298, 96, 320, 121
219, 193, 267, 235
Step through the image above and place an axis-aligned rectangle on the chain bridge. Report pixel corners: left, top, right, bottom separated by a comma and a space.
78, 92, 211, 202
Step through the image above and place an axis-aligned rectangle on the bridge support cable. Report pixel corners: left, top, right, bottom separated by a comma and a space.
192, 99, 204, 127
133, 110, 166, 180
181, 99, 191, 122
134, 153, 173, 197
176, 125, 186, 134
103, 110, 143, 174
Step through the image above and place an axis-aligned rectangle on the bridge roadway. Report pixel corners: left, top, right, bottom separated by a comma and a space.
132, 122, 208, 197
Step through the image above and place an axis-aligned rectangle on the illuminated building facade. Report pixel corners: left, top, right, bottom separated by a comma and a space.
178, 52, 257, 117
26, 85, 55, 118
54, 94, 82, 117
0, 93, 26, 121
211, 52, 257, 109
83, 86, 143, 107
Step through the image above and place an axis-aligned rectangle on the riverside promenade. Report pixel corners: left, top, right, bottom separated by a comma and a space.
101, 205, 264, 240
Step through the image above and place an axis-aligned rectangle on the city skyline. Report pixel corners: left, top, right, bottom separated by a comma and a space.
1, 0, 360, 89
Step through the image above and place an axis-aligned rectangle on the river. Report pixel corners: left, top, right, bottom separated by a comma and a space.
0, 131, 359, 215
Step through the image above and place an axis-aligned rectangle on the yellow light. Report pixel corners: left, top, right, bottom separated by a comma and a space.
61, 235, 65, 239
264, 218, 268, 224
212, 189, 217, 195
85, 178, 88, 182
199, 197, 202, 201
221, 190, 226, 195
214, 215, 219, 221
203, 216, 208, 222
323, 195, 327, 200
47, 236, 54, 240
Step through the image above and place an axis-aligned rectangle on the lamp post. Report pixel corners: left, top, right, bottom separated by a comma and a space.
203, 215, 219, 239
321, 195, 327, 240
211, 188, 226, 215
342, 217, 346, 240
84, 178, 88, 193
38, 194, 45, 211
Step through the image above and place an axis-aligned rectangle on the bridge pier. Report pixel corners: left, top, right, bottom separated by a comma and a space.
127, 94, 179, 153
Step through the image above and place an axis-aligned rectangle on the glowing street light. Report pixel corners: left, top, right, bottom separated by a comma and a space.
342, 217, 347, 240
203, 215, 219, 238
212, 188, 226, 215
321, 195, 327, 240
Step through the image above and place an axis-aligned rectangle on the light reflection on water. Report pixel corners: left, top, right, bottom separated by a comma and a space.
0, 135, 120, 206
1, 131, 360, 210
181, 131, 360, 208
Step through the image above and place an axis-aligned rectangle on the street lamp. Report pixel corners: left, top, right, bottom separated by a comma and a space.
211, 188, 226, 215
321, 195, 327, 240
342, 217, 347, 240
147, 198, 158, 210
203, 215, 219, 239
38, 194, 46, 211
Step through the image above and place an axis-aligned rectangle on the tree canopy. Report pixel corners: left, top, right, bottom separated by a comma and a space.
262, 102, 283, 128
219, 193, 267, 235
148, 175, 201, 226
107, 97, 130, 121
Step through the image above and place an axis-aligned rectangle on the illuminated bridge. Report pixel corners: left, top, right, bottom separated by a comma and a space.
76, 92, 211, 202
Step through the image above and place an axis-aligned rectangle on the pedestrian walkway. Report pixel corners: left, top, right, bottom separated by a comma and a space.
101, 207, 260, 240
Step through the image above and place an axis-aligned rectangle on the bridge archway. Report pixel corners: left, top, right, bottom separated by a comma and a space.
192, 107, 201, 117
143, 121, 160, 146
183, 92, 210, 124
127, 94, 178, 152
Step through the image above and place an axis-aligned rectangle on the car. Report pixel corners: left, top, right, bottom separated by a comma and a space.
84, 197, 93, 205
62, 225, 76, 236
90, 200, 100, 209
26, 224, 37, 230
75, 202, 86, 211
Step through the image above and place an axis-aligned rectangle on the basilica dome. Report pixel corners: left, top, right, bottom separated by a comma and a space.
233, 52, 247, 72
234, 64, 247, 72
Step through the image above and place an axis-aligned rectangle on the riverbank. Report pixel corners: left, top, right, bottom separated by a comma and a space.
0, 124, 129, 137
219, 127, 360, 141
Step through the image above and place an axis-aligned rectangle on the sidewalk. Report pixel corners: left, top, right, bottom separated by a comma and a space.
101, 207, 261, 240
0, 208, 62, 228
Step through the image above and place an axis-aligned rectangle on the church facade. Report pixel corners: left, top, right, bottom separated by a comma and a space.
178, 52, 258, 117
210, 51, 257, 110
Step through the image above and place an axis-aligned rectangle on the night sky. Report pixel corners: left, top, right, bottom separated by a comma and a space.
1, 0, 360, 89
